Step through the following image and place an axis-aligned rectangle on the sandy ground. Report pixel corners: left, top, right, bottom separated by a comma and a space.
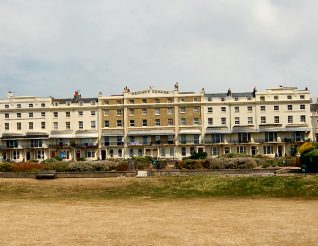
0, 198, 318, 246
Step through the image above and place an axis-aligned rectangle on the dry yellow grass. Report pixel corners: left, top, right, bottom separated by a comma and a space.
0, 198, 318, 245
1, 178, 318, 245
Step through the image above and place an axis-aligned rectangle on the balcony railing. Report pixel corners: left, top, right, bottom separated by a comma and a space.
76, 143, 99, 148
180, 140, 201, 145
205, 140, 224, 144
104, 142, 124, 147
48, 144, 71, 148
0, 145, 21, 149
228, 140, 252, 144
23, 144, 46, 148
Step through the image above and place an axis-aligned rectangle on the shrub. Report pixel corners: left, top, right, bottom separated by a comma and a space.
67, 162, 94, 172
219, 153, 251, 158
89, 161, 116, 171
189, 151, 208, 160
54, 156, 63, 161
298, 142, 317, 156
11, 163, 44, 172
43, 162, 69, 172
289, 146, 298, 157
0, 163, 13, 172
207, 157, 256, 169
77, 157, 86, 161
115, 162, 128, 171
42, 158, 59, 164
206, 158, 225, 169
183, 160, 203, 169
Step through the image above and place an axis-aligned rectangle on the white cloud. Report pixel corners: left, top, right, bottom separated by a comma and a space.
0, 0, 317, 97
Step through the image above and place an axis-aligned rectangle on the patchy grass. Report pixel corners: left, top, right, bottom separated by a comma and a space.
1, 176, 318, 201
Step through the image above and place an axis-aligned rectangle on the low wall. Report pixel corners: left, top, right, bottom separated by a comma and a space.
0, 168, 289, 178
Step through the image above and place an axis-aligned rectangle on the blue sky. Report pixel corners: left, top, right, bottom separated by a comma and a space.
0, 0, 317, 98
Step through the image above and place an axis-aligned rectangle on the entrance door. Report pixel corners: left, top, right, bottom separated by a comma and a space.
101, 150, 106, 160
278, 146, 283, 157
26, 152, 31, 160
76, 150, 81, 160
251, 146, 257, 156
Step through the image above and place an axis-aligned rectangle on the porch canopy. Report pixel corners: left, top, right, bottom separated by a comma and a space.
206, 127, 231, 134
179, 129, 201, 134
232, 126, 258, 133
127, 129, 175, 136
102, 130, 124, 136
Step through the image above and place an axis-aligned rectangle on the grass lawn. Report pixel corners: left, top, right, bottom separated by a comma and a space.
1, 175, 318, 200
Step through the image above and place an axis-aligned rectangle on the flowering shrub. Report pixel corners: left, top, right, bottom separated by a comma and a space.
11, 163, 44, 172
0, 163, 13, 172
298, 142, 317, 156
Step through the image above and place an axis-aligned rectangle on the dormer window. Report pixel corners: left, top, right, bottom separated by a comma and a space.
234, 97, 239, 101
260, 96, 265, 101
41, 103, 45, 107
54, 102, 59, 106
221, 98, 225, 101
79, 101, 84, 106
66, 101, 71, 106
91, 101, 96, 105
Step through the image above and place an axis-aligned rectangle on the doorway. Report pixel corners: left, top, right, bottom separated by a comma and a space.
76, 150, 81, 160
278, 146, 283, 157
26, 152, 31, 160
101, 150, 106, 160
251, 146, 257, 156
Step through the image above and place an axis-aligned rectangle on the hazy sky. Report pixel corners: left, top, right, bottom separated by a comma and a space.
1, 0, 317, 98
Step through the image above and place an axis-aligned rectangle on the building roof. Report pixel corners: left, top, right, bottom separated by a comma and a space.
205, 92, 254, 98
52, 97, 98, 104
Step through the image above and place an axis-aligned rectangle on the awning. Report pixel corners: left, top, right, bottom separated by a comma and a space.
1, 133, 25, 139
102, 130, 124, 136
75, 130, 98, 138
127, 130, 175, 136
75, 133, 98, 138
232, 127, 259, 133
179, 129, 201, 134
50, 134, 74, 138
1, 132, 49, 139
206, 129, 232, 134
284, 128, 311, 132
260, 128, 285, 132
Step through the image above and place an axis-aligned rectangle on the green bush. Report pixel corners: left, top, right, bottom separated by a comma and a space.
0, 163, 13, 172
189, 151, 207, 160
54, 156, 63, 161
67, 162, 94, 172
115, 162, 129, 171
206, 157, 256, 169
77, 157, 86, 161
219, 153, 251, 158
43, 162, 69, 172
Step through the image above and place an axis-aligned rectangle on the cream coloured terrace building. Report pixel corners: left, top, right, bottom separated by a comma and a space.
0, 85, 314, 161
203, 86, 312, 158
0, 91, 98, 162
